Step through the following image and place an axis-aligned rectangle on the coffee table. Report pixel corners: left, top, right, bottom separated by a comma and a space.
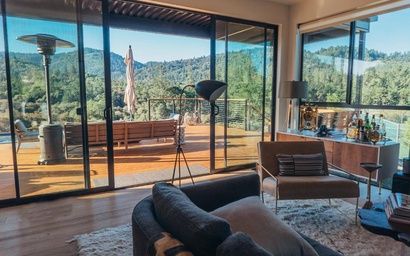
359, 203, 410, 248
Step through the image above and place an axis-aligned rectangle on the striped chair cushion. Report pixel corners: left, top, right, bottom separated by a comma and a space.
293, 153, 324, 176
276, 153, 324, 176
277, 154, 295, 176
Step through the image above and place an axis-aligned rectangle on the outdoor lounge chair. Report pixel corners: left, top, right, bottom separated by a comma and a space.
257, 141, 360, 223
14, 119, 38, 153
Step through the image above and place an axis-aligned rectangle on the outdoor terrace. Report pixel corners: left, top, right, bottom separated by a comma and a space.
0, 125, 265, 199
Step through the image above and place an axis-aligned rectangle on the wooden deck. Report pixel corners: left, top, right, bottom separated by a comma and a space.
0, 125, 266, 199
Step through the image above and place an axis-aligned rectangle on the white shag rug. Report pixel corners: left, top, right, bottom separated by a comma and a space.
72, 195, 404, 256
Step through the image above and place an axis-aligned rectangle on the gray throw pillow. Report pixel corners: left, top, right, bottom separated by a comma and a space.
277, 154, 295, 176
152, 182, 231, 256
293, 153, 324, 176
216, 232, 272, 256
276, 153, 324, 176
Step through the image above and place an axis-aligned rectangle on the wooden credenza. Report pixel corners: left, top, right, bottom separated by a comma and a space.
277, 131, 400, 184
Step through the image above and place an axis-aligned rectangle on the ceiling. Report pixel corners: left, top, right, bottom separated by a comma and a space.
264, 0, 305, 5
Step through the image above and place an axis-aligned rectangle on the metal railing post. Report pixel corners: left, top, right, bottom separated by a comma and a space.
148, 99, 151, 120
244, 100, 248, 131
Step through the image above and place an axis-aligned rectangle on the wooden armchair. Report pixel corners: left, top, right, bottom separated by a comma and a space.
257, 141, 359, 222
14, 119, 38, 153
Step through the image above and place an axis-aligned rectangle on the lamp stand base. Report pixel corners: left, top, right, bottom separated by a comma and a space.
171, 144, 195, 187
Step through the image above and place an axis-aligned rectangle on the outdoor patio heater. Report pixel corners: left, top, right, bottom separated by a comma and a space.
17, 34, 75, 164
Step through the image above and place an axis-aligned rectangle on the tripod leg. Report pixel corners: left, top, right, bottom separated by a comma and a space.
180, 148, 195, 184
178, 149, 182, 187
171, 149, 179, 184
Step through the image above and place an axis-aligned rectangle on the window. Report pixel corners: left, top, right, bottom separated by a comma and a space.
352, 9, 410, 107
301, 7, 410, 108
300, 7, 410, 173
302, 25, 351, 103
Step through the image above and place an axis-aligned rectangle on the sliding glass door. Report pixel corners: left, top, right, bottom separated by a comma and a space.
213, 19, 277, 170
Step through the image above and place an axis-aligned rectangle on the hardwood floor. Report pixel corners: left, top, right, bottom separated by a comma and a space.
0, 171, 252, 256
0, 170, 390, 256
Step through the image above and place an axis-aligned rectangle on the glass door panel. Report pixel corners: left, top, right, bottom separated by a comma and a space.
6, 0, 85, 196
109, 26, 210, 187
226, 23, 265, 166
265, 28, 275, 141
214, 20, 227, 169
82, 0, 110, 188
0, 6, 16, 200
213, 20, 276, 169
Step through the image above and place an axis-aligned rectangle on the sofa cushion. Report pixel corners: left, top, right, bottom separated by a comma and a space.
211, 196, 319, 256
216, 232, 272, 256
152, 182, 231, 256
269, 175, 359, 200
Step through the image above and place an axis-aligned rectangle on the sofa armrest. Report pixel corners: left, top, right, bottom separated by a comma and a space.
132, 197, 166, 256
181, 173, 260, 212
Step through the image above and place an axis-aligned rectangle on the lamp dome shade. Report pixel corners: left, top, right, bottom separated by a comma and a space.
279, 81, 307, 99
195, 80, 227, 102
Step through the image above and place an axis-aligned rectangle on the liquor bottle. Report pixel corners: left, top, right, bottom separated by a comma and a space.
357, 111, 364, 128
364, 112, 370, 130
379, 114, 386, 142
371, 114, 376, 130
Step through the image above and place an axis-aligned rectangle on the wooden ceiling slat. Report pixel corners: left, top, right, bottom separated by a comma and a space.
122, 2, 135, 15
136, 5, 149, 16
144, 6, 159, 18
150, 8, 169, 20
116, 1, 128, 14
189, 15, 209, 26
159, 9, 175, 20
109, 1, 211, 29
109, 1, 120, 12
173, 12, 193, 23
129, 4, 143, 16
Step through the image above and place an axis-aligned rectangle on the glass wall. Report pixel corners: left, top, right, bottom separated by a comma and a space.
301, 7, 410, 170
82, 1, 110, 188
109, 27, 210, 187
352, 9, 410, 107
302, 25, 351, 103
0, 6, 16, 200
0, 0, 278, 204
215, 20, 276, 169
6, 0, 85, 196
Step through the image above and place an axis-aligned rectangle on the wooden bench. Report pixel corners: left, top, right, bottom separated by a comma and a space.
64, 120, 177, 157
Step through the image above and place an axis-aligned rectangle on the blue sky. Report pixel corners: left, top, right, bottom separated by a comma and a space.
2, 7, 410, 62
305, 8, 410, 53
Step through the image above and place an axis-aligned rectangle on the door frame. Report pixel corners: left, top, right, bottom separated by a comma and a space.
210, 16, 278, 173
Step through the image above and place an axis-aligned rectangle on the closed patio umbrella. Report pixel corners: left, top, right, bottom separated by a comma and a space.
124, 45, 136, 118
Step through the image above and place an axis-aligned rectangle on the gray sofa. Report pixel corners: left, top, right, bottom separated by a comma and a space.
132, 173, 342, 255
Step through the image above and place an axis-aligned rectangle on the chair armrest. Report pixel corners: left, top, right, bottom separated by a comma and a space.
256, 162, 278, 183
328, 162, 360, 183
181, 173, 260, 212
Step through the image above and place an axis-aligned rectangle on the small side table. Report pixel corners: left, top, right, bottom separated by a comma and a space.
360, 162, 382, 209
392, 172, 410, 195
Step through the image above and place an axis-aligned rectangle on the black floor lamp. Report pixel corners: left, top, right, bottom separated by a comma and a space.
172, 80, 227, 187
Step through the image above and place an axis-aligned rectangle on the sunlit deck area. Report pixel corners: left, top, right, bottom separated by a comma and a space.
0, 125, 264, 199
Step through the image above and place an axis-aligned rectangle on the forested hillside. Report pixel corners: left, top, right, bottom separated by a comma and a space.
303, 46, 410, 106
